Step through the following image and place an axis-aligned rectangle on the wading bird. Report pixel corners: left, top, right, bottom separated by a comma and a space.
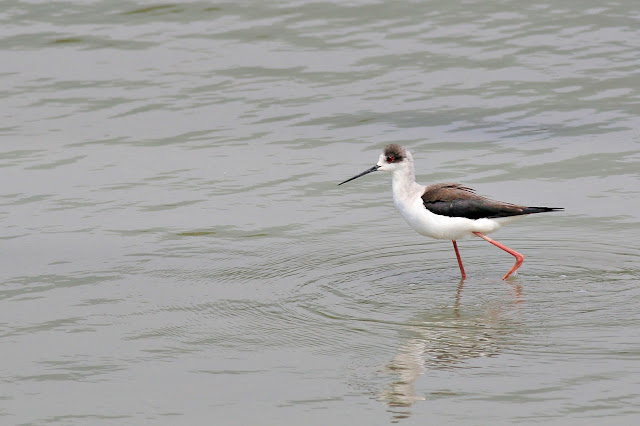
338, 144, 562, 279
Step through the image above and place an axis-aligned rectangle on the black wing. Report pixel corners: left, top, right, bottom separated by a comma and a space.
421, 183, 562, 219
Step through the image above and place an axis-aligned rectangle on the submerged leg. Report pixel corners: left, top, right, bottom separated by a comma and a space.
473, 232, 524, 280
452, 240, 466, 279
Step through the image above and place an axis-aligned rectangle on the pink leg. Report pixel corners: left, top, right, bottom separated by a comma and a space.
473, 232, 524, 280
452, 240, 466, 279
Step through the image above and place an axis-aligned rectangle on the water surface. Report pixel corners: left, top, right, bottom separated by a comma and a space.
1, 0, 640, 424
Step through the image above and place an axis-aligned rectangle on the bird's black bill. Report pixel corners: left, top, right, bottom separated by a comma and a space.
338, 165, 380, 185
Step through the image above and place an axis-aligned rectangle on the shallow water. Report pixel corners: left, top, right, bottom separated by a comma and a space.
2, 0, 640, 424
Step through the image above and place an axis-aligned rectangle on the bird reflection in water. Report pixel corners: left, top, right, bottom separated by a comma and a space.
380, 280, 522, 421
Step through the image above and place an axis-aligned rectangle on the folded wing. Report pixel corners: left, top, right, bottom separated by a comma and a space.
421, 183, 562, 219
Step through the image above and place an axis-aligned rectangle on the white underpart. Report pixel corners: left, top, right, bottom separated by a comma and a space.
377, 152, 524, 241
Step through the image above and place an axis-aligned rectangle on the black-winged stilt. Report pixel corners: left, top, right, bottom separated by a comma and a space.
338, 144, 563, 279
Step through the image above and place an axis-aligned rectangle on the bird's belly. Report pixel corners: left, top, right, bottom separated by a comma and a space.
395, 198, 506, 240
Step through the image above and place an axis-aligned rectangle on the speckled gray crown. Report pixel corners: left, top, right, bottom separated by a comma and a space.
383, 144, 406, 162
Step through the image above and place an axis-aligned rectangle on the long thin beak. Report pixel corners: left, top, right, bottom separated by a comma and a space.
338, 165, 380, 185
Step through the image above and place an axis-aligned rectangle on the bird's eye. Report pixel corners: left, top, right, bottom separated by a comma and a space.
386, 156, 394, 163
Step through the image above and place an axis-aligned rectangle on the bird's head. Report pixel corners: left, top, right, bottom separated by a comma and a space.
338, 144, 412, 185
376, 144, 410, 172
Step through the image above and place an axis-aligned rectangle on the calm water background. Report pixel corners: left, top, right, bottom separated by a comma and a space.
2, 0, 640, 424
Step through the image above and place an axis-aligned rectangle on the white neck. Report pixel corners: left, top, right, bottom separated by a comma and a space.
391, 158, 422, 206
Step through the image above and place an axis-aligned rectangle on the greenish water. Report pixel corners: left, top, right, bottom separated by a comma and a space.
1, 1, 639, 424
